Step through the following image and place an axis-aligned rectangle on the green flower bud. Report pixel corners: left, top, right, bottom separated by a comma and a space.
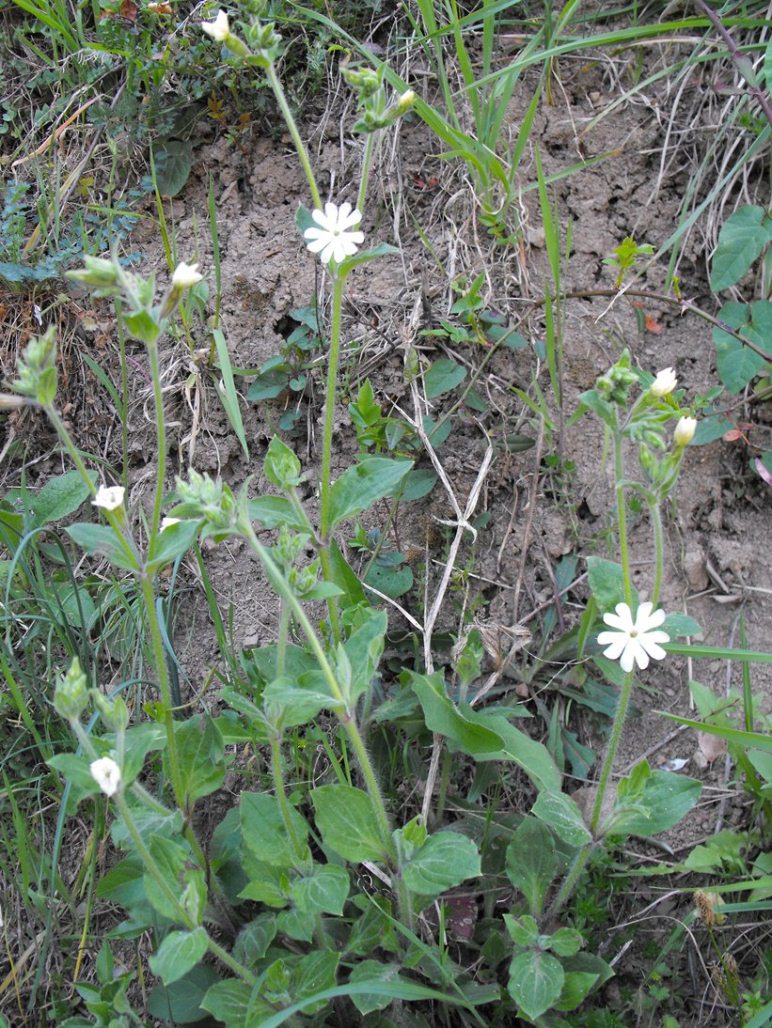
92, 690, 130, 732
10, 327, 58, 407
54, 656, 90, 721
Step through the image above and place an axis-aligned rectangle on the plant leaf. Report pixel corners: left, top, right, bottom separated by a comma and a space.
312, 784, 389, 863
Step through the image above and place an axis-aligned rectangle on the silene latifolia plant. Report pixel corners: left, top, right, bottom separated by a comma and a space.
8, 7, 706, 1025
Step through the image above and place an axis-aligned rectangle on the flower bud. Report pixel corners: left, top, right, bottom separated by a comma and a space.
54, 657, 89, 721
90, 756, 121, 797
201, 9, 230, 42
396, 89, 416, 113
650, 367, 677, 396
92, 690, 130, 732
92, 485, 125, 511
171, 262, 203, 289
674, 416, 697, 447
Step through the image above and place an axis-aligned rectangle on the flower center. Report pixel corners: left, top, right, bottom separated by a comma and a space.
629, 629, 638, 638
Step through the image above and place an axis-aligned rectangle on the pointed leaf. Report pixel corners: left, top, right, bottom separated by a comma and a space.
328, 458, 412, 529
401, 831, 480, 898
505, 818, 556, 917
311, 785, 388, 863
508, 950, 564, 1020
148, 927, 208, 985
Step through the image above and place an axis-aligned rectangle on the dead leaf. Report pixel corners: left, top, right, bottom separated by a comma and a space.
697, 731, 727, 763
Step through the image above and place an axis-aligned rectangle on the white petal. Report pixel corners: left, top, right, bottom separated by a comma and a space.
337, 201, 352, 221
319, 240, 336, 264
304, 226, 326, 241
311, 208, 330, 229
614, 602, 635, 631
620, 642, 638, 673
306, 235, 328, 254
631, 642, 650, 670
602, 611, 630, 632
642, 606, 666, 630
601, 637, 627, 661
339, 238, 360, 257
324, 201, 338, 222
339, 207, 362, 230
639, 638, 668, 662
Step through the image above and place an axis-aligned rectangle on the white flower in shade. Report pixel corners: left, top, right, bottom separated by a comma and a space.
597, 601, 670, 674
304, 202, 364, 265
160, 517, 181, 531
650, 367, 677, 397
90, 757, 121, 797
172, 262, 203, 289
674, 415, 697, 447
92, 485, 125, 511
201, 9, 230, 42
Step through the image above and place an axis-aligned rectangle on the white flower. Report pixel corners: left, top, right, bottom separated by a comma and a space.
92, 485, 125, 511
160, 517, 181, 531
90, 757, 121, 797
172, 262, 203, 289
202, 9, 230, 42
303, 202, 364, 265
397, 89, 416, 112
597, 601, 670, 673
650, 367, 677, 397
674, 416, 697, 447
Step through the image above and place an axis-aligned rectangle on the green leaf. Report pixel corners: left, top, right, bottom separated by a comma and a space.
586, 557, 632, 611
549, 927, 584, 957
556, 971, 601, 1012
144, 836, 205, 923
263, 677, 337, 726
402, 831, 481, 898
364, 560, 413, 599
202, 978, 271, 1028
146, 519, 200, 572
408, 670, 504, 756
327, 539, 367, 608
147, 964, 219, 1024
400, 468, 438, 501
148, 928, 208, 985
232, 914, 277, 968
328, 458, 412, 530
240, 792, 309, 867
343, 609, 387, 703
291, 950, 340, 1015
173, 715, 225, 804
290, 863, 350, 915
473, 710, 562, 793
239, 853, 288, 907
610, 766, 701, 837
348, 961, 401, 1016
340, 242, 399, 274
710, 206, 772, 291
47, 753, 100, 804
504, 913, 539, 947
505, 818, 557, 917
663, 612, 701, 638
424, 358, 467, 398
155, 140, 193, 198
311, 785, 388, 863
532, 791, 592, 847
247, 495, 308, 531
508, 949, 564, 1020
25, 470, 97, 529
713, 300, 771, 393
65, 523, 140, 571
212, 329, 250, 461
264, 435, 302, 489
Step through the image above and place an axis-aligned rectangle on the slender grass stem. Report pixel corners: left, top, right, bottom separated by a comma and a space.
650, 500, 664, 608
266, 64, 321, 210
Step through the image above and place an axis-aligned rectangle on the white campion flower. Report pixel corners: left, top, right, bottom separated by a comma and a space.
90, 756, 122, 797
92, 485, 125, 511
201, 9, 230, 42
303, 202, 365, 265
172, 262, 203, 289
674, 415, 697, 447
160, 516, 181, 531
650, 367, 677, 397
597, 601, 670, 674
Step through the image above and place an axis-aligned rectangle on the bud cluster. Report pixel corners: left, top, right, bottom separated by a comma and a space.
10, 326, 58, 407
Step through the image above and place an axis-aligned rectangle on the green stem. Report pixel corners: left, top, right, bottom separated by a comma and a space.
356, 131, 376, 215
276, 602, 289, 679
319, 272, 345, 543
613, 420, 634, 609
590, 669, 634, 834
270, 734, 306, 864
114, 792, 256, 987
238, 518, 396, 863
650, 500, 664, 608
139, 573, 184, 809
547, 843, 594, 919
266, 63, 321, 210
317, 270, 347, 643
145, 340, 166, 542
